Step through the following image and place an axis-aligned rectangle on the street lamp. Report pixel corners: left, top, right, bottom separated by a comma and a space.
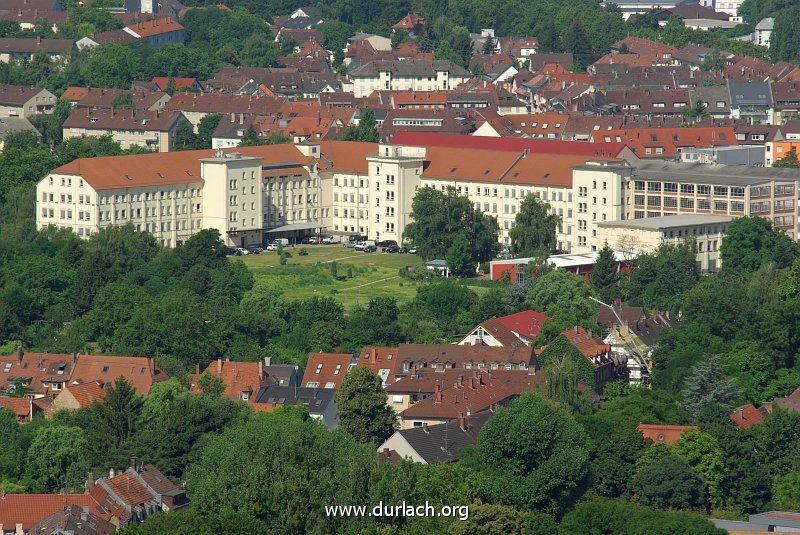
589, 296, 650, 387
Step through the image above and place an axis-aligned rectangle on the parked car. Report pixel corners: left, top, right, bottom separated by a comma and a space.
309, 236, 321, 244
247, 245, 263, 254
407, 247, 417, 254
266, 243, 278, 251
377, 240, 398, 249
354, 241, 366, 251
234, 247, 249, 256
384, 245, 401, 253
363, 244, 377, 252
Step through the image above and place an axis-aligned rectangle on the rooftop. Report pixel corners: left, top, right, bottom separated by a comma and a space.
597, 214, 733, 230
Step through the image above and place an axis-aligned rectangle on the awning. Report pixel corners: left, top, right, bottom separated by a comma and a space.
265, 222, 325, 233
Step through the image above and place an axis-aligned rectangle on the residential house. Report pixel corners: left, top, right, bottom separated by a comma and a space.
77, 29, 138, 49
150, 76, 201, 92
190, 357, 274, 404
89, 461, 188, 526
729, 403, 772, 429
458, 310, 549, 347
62, 108, 190, 152
498, 38, 539, 65
123, 17, 184, 46
395, 344, 536, 379
0, 395, 42, 422
592, 126, 738, 158
0, 116, 38, 149
349, 60, 472, 98
164, 93, 285, 129
354, 347, 399, 387
263, 357, 302, 387
754, 18, 774, 47
0, 9, 68, 33
69, 355, 167, 395
0, 37, 73, 63
301, 352, 355, 389
378, 412, 491, 463
52, 381, 106, 412
29, 504, 115, 535
0, 350, 76, 397
0, 492, 110, 535
253, 385, 338, 427
636, 423, 697, 444
727, 81, 773, 124
396, 369, 544, 429
61, 87, 170, 111
560, 326, 619, 391
0, 83, 56, 117
392, 13, 425, 36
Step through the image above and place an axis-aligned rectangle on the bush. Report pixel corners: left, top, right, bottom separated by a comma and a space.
298, 248, 308, 256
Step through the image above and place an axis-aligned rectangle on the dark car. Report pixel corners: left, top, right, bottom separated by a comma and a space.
384, 245, 401, 253
247, 245, 263, 254
377, 240, 398, 248
363, 245, 377, 252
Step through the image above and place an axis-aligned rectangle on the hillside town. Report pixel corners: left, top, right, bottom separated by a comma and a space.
2, 0, 800, 533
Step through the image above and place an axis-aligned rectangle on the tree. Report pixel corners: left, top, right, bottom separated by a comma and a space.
112, 92, 133, 109
772, 472, 800, 511
186, 409, 378, 534
627, 240, 699, 311
773, 147, 800, 168
341, 109, 379, 142
683, 99, 709, 121
482, 35, 495, 55
173, 119, 198, 151
100, 376, 143, 445
770, 5, 800, 62
239, 124, 262, 146
560, 498, 723, 534
198, 373, 225, 396
590, 244, 620, 303
197, 113, 221, 149
631, 450, 709, 510
405, 187, 499, 263
681, 355, 740, 422
238, 34, 280, 68
335, 367, 395, 445
391, 29, 409, 50
525, 270, 597, 342
26, 424, 90, 492
469, 391, 590, 515
673, 430, 726, 508
721, 216, 799, 272
543, 354, 593, 414
446, 234, 475, 277
508, 194, 559, 257
565, 21, 593, 69
536, 19, 560, 53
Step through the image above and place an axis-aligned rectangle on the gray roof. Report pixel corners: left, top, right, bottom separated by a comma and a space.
349, 60, 470, 78
755, 18, 774, 30
749, 512, 800, 529
597, 214, 732, 230
394, 412, 491, 463
727, 81, 773, 107
0, 38, 73, 54
264, 364, 301, 387
0, 116, 37, 139
254, 385, 335, 415
631, 160, 800, 185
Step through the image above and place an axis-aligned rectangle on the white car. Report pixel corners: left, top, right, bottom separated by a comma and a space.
235, 247, 250, 255
265, 243, 278, 251
354, 241, 366, 251
309, 236, 321, 244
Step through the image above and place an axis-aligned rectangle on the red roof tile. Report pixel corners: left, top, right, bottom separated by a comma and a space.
729, 403, 772, 430
301, 352, 354, 389
495, 310, 549, 341
63, 380, 106, 408
354, 346, 398, 385
636, 423, 697, 445
0, 395, 32, 420
190, 359, 269, 404
0, 494, 108, 531
69, 355, 167, 395
125, 17, 183, 38
390, 131, 628, 158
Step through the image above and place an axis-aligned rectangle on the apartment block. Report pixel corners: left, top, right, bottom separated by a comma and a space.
348, 60, 472, 98
628, 161, 800, 239
63, 108, 190, 152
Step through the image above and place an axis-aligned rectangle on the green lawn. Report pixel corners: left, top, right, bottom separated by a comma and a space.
239, 245, 492, 310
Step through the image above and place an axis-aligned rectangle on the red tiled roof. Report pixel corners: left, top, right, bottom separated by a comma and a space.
400, 370, 544, 420
593, 126, 737, 158
729, 403, 772, 430
316, 140, 374, 173
103, 472, 153, 507
393, 12, 424, 30
69, 355, 167, 395
0, 352, 74, 396
354, 346, 398, 384
301, 352, 354, 389
494, 310, 549, 340
64, 380, 106, 407
636, 423, 697, 445
191, 359, 268, 403
562, 326, 612, 361
125, 17, 183, 38
151, 76, 197, 91
390, 131, 628, 158
0, 395, 32, 419
0, 494, 108, 531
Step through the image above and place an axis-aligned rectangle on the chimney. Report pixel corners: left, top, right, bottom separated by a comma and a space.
264, 356, 271, 367
15, 523, 22, 535
239, 113, 243, 125
109, 468, 115, 478
195, 363, 200, 374
457, 412, 466, 431
217, 358, 222, 373
86, 473, 95, 492
72, 352, 78, 364
230, 112, 235, 123
36, 36, 41, 45
16, 348, 23, 363
80, 505, 89, 521
258, 359, 263, 379
738, 408, 744, 419
130, 456, 137, 471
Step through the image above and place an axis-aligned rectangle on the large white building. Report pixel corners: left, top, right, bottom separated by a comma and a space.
348, 60, 472, 98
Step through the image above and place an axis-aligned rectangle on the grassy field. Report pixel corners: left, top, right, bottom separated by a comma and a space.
239, 245, 492, 310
